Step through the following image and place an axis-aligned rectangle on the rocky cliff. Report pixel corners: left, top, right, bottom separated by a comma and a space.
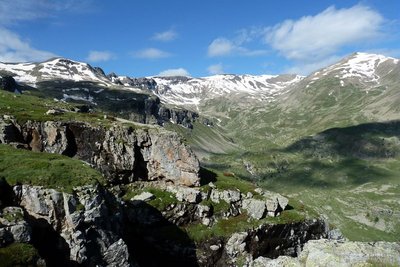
0, 179, 330, 267
0, 116, 200, 187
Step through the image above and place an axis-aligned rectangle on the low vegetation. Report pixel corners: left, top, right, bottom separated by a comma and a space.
0, 243, 40, 267
0, 144, 105, 192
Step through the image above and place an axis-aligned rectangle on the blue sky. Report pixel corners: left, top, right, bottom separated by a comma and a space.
0, 0, 399, 77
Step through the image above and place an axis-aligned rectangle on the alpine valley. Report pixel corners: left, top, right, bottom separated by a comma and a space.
0, 52, 399, 266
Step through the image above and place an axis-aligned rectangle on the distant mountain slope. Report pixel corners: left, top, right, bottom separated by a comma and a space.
151, 74, 303, 108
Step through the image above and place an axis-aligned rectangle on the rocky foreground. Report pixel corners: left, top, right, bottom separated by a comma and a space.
0, 114, 399, 266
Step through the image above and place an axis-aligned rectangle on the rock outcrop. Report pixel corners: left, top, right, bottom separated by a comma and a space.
249, 239, 400, 266
10, 184, 133, 266
196, 219, 328, 266
0, 116, 200, 186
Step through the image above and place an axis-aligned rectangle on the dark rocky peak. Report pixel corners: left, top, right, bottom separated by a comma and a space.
107, 72, 118, 79
93, 66, 106, 76
0, 76, 19, 93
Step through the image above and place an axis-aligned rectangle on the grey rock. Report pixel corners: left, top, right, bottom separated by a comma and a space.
132, 191, 155, 201
210, 244, 220, 251
210, 189, 241, 204
242, 199, 266, 220
169, 186, 201, 203
327, 228, 346, 241
102, 238, 131, 267
226, 232, 248, 257
45, 109, 65, 115
14, 184, 130, 266
0, 206, 32, 245
299, 239, 400, 266
251, 256, 300, 267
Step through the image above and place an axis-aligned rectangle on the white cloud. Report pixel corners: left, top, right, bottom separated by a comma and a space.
208, 38, 236, 57
265, 5, 384, 61
0, 27, 56, 62
208, 37, 268, 57
207, 63, 224, 75
133, 48, 171, 59
86, 50, 114, 62
152, 29, 177, 42
158, 68, 190, 77
0, 0, 92, 25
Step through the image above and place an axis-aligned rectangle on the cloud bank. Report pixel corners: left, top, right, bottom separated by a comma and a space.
158, 68, 190, 77
265, 5, 384, 62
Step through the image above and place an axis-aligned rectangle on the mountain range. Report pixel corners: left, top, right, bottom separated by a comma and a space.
1, 52, 400, 243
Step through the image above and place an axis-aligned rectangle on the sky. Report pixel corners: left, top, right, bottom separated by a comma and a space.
0, 0, 399, 77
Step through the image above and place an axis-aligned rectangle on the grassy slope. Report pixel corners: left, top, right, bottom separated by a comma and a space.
0, 144, 105, 192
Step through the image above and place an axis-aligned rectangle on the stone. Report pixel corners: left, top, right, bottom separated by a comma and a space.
210, 189, 241, 204
226, 232, 248, 257
13, 184, 129, 266
102, 238, 131, 267
210, 245, 220, 251
327, 228, 346, 241
265, 198, 279, 217
196, 204, 211, 218
251, 256, 301, 267
45, 109, 65, 115
242, 199, 266, 220
0, 207, 32, 245
222, 190, 241, 203
170, 186, 201, 203
298, 239, 400, 266
132, 191, 155, 202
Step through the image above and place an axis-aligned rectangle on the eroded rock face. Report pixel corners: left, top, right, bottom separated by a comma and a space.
13, 184, 133, 266
0, 116, 200, 187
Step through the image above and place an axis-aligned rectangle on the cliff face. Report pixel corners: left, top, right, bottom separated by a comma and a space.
0, 180, 330, 267
0, 116, 200, 187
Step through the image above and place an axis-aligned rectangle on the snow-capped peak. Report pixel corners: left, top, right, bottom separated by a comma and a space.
311, 52, 399, 84
0, 57, 109, 86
